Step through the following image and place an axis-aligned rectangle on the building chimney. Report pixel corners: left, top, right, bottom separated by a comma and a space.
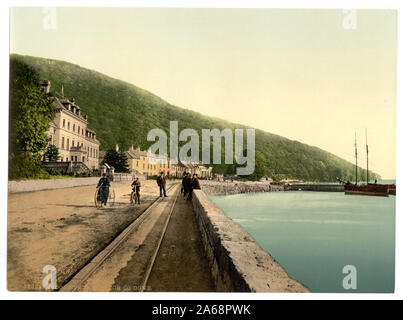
40, 80, 51, 94
115, 144, 119, 152
129, 144, 134, 151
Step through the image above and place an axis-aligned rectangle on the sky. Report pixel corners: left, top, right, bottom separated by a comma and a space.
10, 7, 397, 178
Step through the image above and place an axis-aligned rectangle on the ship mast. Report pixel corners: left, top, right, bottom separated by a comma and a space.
355, 132, 358, 185
366, 128, 369, 185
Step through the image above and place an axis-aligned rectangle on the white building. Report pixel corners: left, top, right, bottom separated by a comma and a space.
43, 81, 100, 171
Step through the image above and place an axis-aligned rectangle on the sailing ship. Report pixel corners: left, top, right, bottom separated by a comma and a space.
344, 130, 395, 197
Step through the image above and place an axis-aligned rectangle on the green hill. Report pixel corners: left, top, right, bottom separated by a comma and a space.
10, 54, 380, 181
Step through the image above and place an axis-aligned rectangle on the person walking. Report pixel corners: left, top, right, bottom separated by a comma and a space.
192, 174, 201, 191
181, 172, 188, 197
157, 172, 167, 197
97, 172, 110, 206
131, 177, 141, 204
184, 173, 192, 200
188, 173, 201, 200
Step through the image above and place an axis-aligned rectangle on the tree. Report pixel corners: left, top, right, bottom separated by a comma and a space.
44, 144, 60, 162
9, 57, 55, 179
103, 149, 130, 173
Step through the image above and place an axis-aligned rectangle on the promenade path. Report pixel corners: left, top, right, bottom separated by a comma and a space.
77, 186, 214, 292
7, 180, 213, 292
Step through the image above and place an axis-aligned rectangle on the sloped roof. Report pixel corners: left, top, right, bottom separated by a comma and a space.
125, 149, 141, 159
51, 97, 65, 109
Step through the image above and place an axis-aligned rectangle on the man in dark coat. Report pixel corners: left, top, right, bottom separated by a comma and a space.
188, 174, 201, 200
184, 173, 193, 200
97, 173, 110, 206
181, 172, 188, 197
192, 174, 201, 190
131, 177, 141, 204
157, 172, 167, 197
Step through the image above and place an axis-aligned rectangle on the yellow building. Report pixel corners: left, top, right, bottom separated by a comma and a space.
170, 161, 213, 179
125, 145, 172, 176
171, 161, 188, 178
186, 162, 214, 179
124, 145, 213, 178
43, 81, 100, 171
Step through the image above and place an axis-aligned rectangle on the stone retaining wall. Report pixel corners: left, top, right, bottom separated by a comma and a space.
200, 181, 284, 196
192, 189, 309, 292
8, 177, 100, 193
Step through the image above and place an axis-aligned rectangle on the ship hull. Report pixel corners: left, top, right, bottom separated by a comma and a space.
387, 184, 396, 195
344, 184, 389, 197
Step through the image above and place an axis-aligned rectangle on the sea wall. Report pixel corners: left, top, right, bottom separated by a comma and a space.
8, 177, 100, 193
200, 181, 283, 196
192, 189, 309, 292
284, 184, 344, 192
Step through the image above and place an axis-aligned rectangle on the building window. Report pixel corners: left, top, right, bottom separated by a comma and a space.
63, 119, 65, 128
72, 140, 75, 147
67, 139, 70, 150
61, 137, 64, 149
78, 126, 80, 134
73, 124, 75, 132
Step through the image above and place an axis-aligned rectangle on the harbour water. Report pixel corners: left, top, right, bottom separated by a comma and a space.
209, 187, 395, 293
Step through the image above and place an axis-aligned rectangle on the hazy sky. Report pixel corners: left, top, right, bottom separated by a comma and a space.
10, 8, 397, 178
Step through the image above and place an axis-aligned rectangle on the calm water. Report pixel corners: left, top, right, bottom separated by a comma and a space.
210, 190, 395, 293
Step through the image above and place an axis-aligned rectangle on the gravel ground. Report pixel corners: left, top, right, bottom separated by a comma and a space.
7, 179, 173, 291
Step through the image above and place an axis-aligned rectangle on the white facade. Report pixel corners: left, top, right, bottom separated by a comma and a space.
44, 82, 100, 170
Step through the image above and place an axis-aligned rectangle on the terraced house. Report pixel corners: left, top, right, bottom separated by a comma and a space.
125, 145, 172, 176
42, 80, 100, 171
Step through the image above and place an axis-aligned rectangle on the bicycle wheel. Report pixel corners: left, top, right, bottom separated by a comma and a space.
130, 191, 137, 206
94, 188, 102, 208
109, 189, 116, 207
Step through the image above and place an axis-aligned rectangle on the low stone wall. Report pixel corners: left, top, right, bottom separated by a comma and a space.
200, 180, 284, 196
112, 173, 135, 182
284, 183, 344, 192
192, 190, 309, 292
8, 177, 100, 193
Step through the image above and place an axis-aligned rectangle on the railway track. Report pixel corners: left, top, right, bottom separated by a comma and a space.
59, 182, 180, 292
139, 185, 179, 291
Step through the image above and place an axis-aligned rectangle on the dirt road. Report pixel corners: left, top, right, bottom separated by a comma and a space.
7, 179, 173, 291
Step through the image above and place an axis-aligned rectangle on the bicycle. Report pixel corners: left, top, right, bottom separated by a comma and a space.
94, 187, 116, 208
130, 189, 139, 205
